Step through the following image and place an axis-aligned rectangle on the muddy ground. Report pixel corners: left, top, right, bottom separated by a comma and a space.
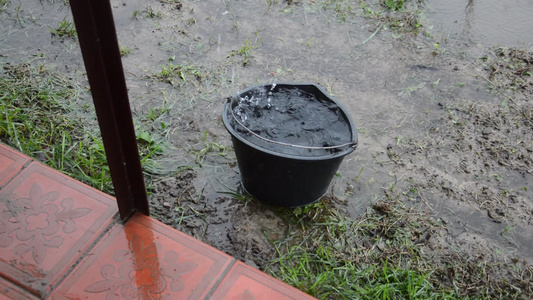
1, 0, 532, 297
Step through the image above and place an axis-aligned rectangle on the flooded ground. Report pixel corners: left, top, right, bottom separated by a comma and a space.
1, 0, 532, 297
426, 0, 533, 47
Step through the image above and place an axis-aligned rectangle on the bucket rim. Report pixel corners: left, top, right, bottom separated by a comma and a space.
222, 82, 358, 161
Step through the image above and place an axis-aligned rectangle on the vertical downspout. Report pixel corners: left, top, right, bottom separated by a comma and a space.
68, 0, 149, 221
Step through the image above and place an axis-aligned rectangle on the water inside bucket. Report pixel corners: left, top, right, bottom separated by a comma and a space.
229, 84, 353, 157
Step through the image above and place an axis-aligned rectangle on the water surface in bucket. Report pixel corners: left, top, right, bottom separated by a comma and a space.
229, 85, 353, 157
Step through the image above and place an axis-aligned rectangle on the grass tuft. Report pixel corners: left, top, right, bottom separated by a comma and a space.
227, 38, 257, 67
153, 63, 205, 87
49, 17, 77, 38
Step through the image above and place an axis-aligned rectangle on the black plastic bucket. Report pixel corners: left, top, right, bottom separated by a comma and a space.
222, 83, 358, 207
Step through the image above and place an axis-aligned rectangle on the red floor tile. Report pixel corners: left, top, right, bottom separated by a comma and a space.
209, 261, 316, 300
50, 213, 234, 300
0, 143, 30, 187
0, 277, 38, 300
0, 162, 118, 297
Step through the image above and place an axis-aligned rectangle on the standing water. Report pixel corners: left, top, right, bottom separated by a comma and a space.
426, 0, 533, 47
228, 84, 354, 157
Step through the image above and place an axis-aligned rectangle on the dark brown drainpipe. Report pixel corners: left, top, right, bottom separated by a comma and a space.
68, 0, 149, 221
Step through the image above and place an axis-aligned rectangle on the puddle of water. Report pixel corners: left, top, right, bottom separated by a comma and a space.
426, 0, 533, 47
229, 84, 353, 156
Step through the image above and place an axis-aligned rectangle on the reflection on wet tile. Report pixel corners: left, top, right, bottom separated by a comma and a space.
0, 163, 118, 297
0, 277, 38, 300
0, 144, 30, 187
210, 261, 317, 300
51, 213, 234, 300
0, 146, 316, 299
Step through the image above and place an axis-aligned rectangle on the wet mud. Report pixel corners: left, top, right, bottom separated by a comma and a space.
1, 0, 532, 297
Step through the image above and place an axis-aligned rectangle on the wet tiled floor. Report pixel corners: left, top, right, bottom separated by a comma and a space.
0, 143, 316, 299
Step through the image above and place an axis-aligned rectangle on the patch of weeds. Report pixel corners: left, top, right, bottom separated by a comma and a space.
431, 254, 533, 298
266, 0, 280, 11
267, 192, 460, 298
136, 130, 163, 160
386, 11, 422, 34
432, 42, 440, 56
135, 130, 165, 177
445, 101, 532, 173
144, 7, 163, 19
359, 0, 423, 34
153, 63, 205, 87
272, 244, 453, 299
144, 102, 171, 125
0, 63, 171, 193
276, 197, 343, 232
227, 38, 258, 67
321, 0, 356, 23
0, 0, 8, 12
360, 0, 378, 18
49, 17, 77, 38
190, 131, 227, 166
138, 100, 173, 133
268, 179, 532, 299
384, 0, 404, 11
185, 17, 196, 26
220, 188, 256, 204
120, 46, 132, 56
134, 99, 176, 175
484, 47, 533, 96
132, 7, 163, 19
398, 81, 426, 97
0, 63, 113, 193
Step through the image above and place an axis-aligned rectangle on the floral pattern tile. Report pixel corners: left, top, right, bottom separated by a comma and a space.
84, 233, 198, 299
0, 146, 314, 299
209, 262, 317, 300
50, 213, 234, 300
0, 144, 29, 187
0, 162, 118, 297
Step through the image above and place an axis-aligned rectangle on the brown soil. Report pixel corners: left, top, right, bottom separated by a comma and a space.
1, 0, 532, 297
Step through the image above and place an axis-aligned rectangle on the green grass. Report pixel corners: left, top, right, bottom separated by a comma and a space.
227, 38, 257, 67
271, 244, 454, 299
261, 192, 523, 299
153, 63, 204, 87
384, 0, 405, 11
321, 0, 356, 23
49, 17, 77, 38
120, 46, 132, 56
0, 63, 112, 192
0, 0, 8, 12
267, 218, 452, 299
132, 7, 163, 19
257, 181, 532, 299
358, 0, 423, 34
0, 63, 169, 193
190, 131, 227, 166
144, 7, 163, 19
